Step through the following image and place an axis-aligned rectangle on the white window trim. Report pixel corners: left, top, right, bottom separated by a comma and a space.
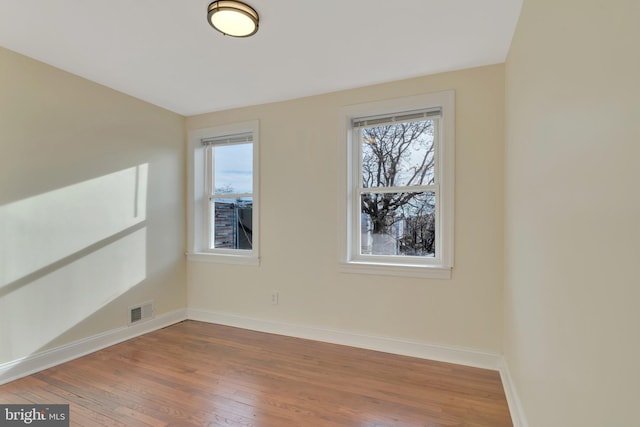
338, 91, 454, 279
187, 120, 260, 266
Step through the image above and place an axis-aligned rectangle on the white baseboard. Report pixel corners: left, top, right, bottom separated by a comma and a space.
498, 358, 529, 427
0, 308, 188, 385
187, 308, 502, 370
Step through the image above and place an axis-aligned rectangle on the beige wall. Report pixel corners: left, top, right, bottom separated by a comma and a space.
0, 47, 187, 364
504, 0, 640, 425
187, 64, 505, 353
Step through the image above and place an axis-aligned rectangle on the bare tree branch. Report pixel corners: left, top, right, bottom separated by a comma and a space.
359, 120, 437, 255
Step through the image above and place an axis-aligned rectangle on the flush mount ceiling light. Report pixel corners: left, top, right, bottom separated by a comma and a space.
207, 1, 259, 38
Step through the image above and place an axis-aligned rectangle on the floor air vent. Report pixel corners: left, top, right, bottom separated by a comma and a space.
128, 301, 153, 325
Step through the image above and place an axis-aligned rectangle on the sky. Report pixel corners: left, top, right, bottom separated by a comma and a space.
213, 143, 253, 194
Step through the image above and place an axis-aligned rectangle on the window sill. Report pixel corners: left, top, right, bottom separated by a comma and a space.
186, 252, 260, 266
339, 261, 451, 279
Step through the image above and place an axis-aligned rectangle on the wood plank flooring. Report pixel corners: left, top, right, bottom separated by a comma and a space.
0, 321, 513, 426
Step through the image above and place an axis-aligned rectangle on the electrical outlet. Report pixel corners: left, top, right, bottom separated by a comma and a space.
271, 290, 279, 305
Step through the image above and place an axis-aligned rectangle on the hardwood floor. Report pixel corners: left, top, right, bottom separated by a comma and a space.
0, 321, 513, 426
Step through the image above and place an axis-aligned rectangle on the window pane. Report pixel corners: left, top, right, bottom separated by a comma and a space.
361, 120, 435, 188
213, 143, 253, 194
360, 192, 435, 257
210, 197, 253, 250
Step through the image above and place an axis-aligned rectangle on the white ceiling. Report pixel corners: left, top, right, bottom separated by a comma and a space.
0, 0, 522, 116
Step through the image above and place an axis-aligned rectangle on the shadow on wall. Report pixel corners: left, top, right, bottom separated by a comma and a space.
0, 164, 149, 364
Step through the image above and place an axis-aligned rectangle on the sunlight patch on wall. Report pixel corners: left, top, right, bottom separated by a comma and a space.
0, 227, 147, 361
0, 164, 148, 288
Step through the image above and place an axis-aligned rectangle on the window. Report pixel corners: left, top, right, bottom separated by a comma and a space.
188, 121, 259, 265
339, 92, 454, 278
205, 136, 254, 251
